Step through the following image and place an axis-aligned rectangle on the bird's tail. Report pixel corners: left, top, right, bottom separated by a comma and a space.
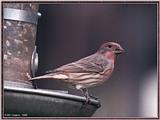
29, 75, 53, 81
29, 73, 69, 81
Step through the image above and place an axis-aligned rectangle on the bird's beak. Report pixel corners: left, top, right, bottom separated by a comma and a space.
115, 47, 125, 54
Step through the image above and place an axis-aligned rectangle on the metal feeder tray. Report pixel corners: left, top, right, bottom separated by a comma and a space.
4, 86, 101, 117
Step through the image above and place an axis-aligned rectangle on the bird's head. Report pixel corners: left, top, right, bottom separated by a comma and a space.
97, 42, 125, 55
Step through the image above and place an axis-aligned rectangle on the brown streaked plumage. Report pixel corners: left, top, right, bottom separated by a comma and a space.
30, 42, 125, 102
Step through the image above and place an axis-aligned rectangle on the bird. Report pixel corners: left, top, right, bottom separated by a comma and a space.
30, 42, 125, 104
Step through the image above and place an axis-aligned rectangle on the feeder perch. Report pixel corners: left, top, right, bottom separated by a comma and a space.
4, 86, 100, 117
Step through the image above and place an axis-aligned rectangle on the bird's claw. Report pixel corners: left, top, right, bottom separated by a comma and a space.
79, 87, 101, 108
89, 94, 99, 100
83, 95, 101, 108
84, 95, 91, 104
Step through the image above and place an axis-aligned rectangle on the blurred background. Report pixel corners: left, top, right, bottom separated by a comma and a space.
35, 3, 157, 117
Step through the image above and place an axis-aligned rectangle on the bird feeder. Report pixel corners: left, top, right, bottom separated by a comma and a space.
3, 3, 100, 117
3, 3, 40, 88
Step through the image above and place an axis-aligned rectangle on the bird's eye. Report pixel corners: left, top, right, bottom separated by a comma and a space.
108, 45, 112, 48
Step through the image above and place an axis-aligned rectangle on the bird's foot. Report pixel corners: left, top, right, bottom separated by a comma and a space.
80, 87, 100, 107
83, 94, 101, 108
89, 94, 99, 100
84, 94, 91, 105
85, 94, 101, 107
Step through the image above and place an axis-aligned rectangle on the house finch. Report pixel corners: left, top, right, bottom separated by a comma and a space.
30, 42, 124, 104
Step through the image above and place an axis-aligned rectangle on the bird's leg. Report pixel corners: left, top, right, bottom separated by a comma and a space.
81, 89, 101, 107
80, 88, 91, 104
80, 88, 98, 100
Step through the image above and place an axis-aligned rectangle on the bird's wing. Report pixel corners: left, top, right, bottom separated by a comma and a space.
47, 53, 109, 74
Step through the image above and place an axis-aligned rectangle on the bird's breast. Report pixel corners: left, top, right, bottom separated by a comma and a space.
100, 62, 114, 82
